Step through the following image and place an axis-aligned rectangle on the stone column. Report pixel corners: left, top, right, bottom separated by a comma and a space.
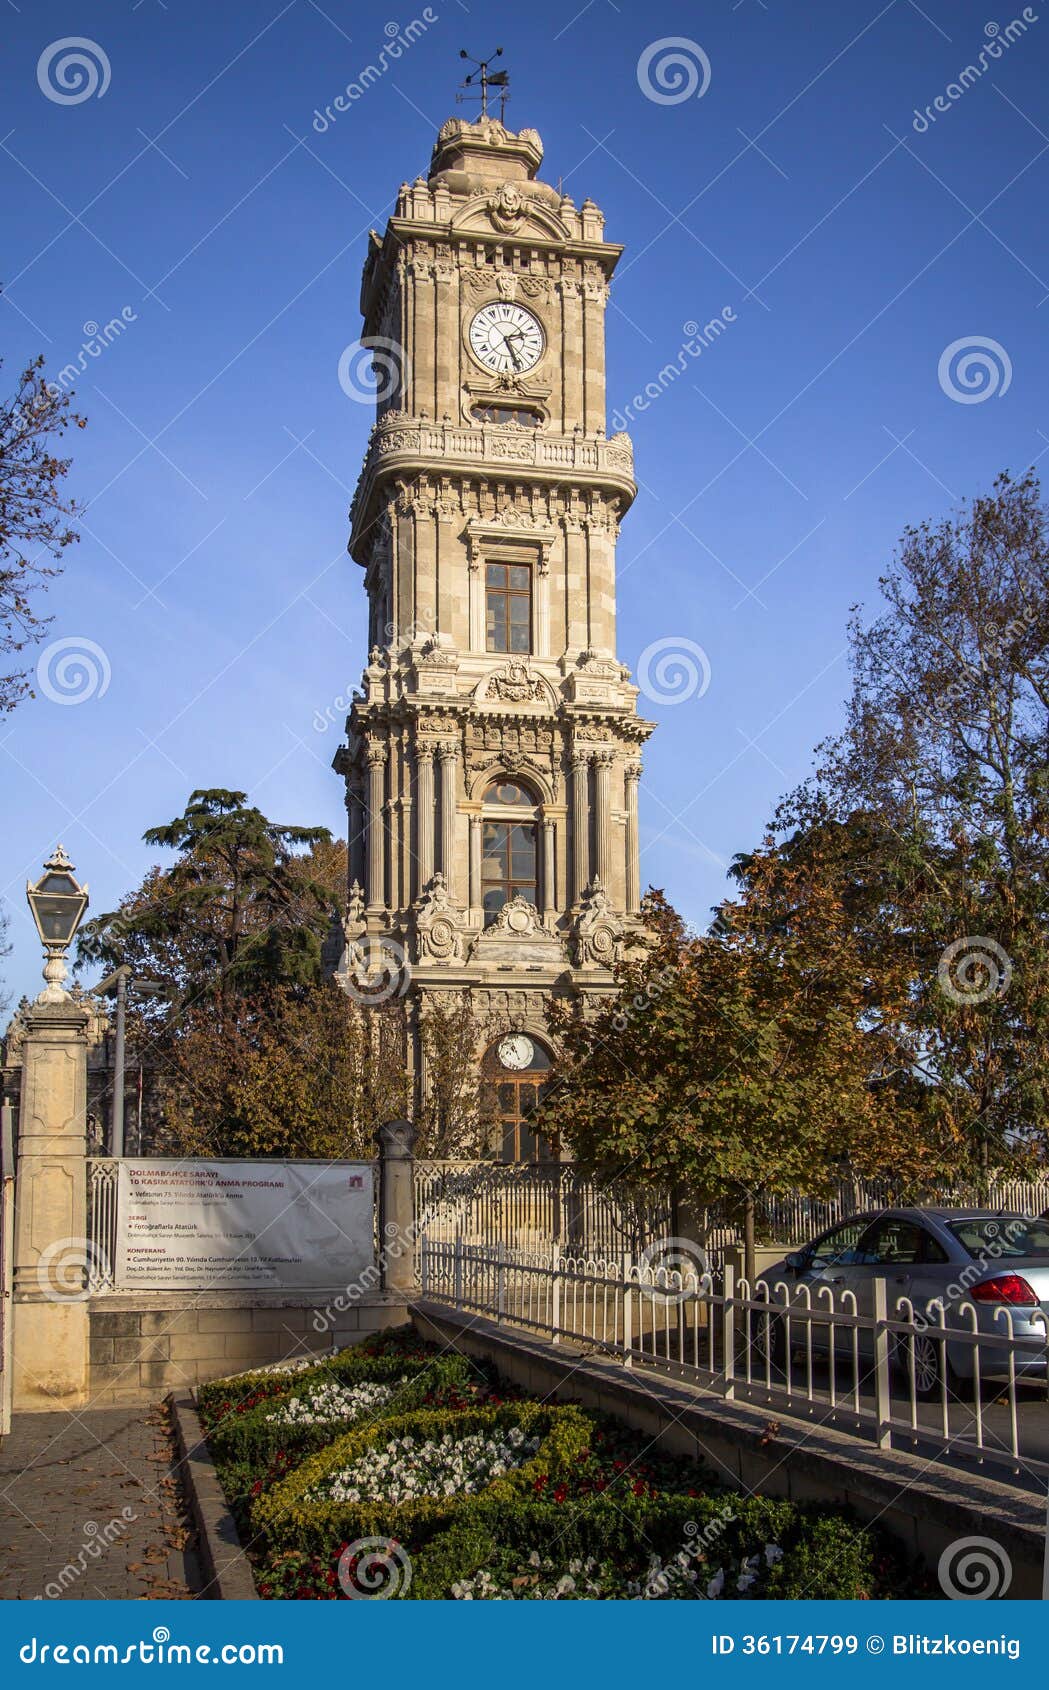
377, 1117, 418, 1298
365, 741, 387, 911
437, 741, 459, 897
625, 760, 642, 914
570, 751, 590, 906
12, 999, 91, 1412
415, 745, 435, 893
593, 750, 613, 888
542, 818, 556, 917
469, 814, 483, 920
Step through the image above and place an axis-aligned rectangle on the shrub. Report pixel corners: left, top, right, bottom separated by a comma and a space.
203, 1353, 478, 1468
252, 1401, 593, 1554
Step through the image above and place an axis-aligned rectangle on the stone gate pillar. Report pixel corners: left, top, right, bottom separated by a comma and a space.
377, 1117, 418, 1299
12, 998, 91, 1411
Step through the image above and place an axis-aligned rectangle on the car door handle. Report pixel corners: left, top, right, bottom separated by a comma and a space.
828, 1275, 845, 1284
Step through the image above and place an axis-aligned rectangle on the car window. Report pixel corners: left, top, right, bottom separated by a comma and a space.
947, 1216, 1049, 1259
854, 1219, 948, 1266
810, 1219, 867, 1266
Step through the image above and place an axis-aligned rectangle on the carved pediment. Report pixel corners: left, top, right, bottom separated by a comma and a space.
473, 661, 558, 711
469, 897, 567, 968
449, 190, 570, 243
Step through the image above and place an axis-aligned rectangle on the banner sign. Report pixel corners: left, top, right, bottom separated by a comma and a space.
113, 1160, 373, 1290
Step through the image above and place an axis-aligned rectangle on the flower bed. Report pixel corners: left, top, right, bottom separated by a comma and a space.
203, 1326, 927, 1600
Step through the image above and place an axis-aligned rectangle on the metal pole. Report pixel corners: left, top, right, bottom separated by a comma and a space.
110, 968, 126, 1158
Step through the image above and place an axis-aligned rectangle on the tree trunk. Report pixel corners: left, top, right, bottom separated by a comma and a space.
743, 1191, 756, 1287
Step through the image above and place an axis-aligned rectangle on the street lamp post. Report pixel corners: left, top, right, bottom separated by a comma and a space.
88, 965, 166, 1157
26, 845, 89, 1003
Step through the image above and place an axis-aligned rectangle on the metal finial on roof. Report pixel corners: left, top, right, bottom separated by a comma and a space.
457, 46, 510, 121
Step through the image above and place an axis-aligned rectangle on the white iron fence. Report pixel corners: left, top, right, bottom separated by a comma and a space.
413, 1161, 673, 1257
420, 1237, 1049, 1486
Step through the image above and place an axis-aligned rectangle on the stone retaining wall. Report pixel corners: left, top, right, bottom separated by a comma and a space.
85, 1293, 409, 1405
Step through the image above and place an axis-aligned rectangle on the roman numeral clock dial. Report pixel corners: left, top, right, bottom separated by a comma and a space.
468, 302, 545, 375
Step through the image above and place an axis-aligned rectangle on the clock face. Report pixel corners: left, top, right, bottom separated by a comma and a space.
468, 303, 545, 375
498, 1033, 535, 1071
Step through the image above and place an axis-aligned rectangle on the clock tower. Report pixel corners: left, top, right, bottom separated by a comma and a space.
332, 111, 654, 1159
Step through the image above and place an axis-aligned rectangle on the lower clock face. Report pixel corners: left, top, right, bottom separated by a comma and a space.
468, 303, 545, 374
498, 1032, 535, 1071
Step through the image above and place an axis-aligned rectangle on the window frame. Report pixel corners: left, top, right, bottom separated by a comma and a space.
485, 559, 533, 655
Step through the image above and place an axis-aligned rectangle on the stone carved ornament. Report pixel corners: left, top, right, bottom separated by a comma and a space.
413, 871, 464, 965
573, 877, 622, 969
484, 660, 547, 704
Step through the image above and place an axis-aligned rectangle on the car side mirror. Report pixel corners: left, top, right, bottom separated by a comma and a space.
785, 1251, 809, 1273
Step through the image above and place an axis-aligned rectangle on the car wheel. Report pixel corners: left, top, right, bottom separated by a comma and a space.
894, 1333, 966, 1401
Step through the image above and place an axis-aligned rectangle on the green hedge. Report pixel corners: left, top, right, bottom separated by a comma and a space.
203, 1353, 477, 1468
253, 1401, 593, 1555
406, 1491, 878, 1600
196, 1324, 431, 1429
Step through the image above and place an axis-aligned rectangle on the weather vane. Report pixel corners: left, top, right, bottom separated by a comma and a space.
457, 47, 510, 121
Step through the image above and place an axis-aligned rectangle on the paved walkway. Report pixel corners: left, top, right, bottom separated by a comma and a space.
0, 1403, 202, 1600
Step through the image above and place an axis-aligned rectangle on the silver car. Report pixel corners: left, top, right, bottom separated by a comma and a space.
754, 1208, 1049, 1399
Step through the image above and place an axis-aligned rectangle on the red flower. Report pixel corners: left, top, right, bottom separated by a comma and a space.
553, 1484, 568, 1504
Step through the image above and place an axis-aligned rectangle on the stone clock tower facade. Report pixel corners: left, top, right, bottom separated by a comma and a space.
332, 113, 654, 1160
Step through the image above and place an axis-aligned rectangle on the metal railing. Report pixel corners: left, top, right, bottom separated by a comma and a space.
420, 1237, 1049, 1486
413, 1161, 672, 1258
86, 1159, 118, 1291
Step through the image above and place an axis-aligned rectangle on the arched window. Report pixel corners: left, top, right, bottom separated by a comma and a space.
481, 779, 538, 925
482, 1034, 555, 1163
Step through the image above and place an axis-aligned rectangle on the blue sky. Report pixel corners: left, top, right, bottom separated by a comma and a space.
2, 0, 1048, 1004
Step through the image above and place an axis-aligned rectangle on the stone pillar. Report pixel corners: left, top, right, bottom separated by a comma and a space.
542, 818, 556, 917
570, 751, 590, 906
438, 741, 459, 897
593, 750, 613, 888
365, 741, 387, 911
12, 999, 91, 1412
625, 760, 642, 915
415, 745, 435, 894
469, 814, 483, 920
377, 1117, 418, 1298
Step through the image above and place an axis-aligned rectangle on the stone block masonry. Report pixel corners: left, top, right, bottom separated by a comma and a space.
86, 1294, 410, 1405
